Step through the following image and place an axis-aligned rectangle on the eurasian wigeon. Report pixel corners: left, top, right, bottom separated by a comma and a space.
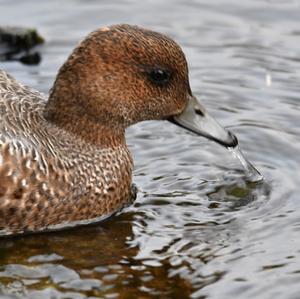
0, 24, 237, 236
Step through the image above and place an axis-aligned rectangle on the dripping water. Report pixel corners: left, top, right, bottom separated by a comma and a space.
227, 143, 263, 183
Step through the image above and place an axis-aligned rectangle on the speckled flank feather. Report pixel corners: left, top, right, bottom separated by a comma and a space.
0, 71, 133, 235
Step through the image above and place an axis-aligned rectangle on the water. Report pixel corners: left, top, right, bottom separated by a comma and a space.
0, 0, 300, 298
227, 145, 263, 182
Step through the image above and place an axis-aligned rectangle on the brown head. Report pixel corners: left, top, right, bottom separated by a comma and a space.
45, 24, 237, 148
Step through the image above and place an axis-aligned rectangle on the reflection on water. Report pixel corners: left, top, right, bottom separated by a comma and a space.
1, 0, 300, 298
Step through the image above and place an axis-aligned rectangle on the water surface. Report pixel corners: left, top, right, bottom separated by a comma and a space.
1, 0, 300, 298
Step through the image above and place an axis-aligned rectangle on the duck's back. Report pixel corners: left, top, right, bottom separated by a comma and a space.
0, 70, 46, 134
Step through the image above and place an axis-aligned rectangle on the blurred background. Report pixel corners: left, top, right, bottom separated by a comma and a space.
1, 0, 300, 298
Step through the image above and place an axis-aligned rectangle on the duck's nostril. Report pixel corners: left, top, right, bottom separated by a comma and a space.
195, 108, 204, 117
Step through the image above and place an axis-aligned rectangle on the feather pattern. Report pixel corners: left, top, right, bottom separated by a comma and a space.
0, 70, 133, 235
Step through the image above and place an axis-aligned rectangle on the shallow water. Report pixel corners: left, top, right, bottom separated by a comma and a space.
1, 0, 300, 298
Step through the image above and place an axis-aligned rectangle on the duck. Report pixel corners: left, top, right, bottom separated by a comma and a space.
0, 24, 237, 236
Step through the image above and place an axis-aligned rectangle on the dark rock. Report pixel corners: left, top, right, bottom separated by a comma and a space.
0, 26, 45, 65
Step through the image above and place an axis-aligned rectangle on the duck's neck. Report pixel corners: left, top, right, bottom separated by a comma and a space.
44, 99, 126, 148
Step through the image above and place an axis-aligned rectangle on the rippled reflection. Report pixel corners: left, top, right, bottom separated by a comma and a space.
1, 0, 300, 298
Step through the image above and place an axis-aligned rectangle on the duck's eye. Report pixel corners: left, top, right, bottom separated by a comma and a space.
147, 69, 171, 85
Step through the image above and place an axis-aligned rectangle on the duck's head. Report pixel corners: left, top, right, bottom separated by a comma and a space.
46, 24, 237, 147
